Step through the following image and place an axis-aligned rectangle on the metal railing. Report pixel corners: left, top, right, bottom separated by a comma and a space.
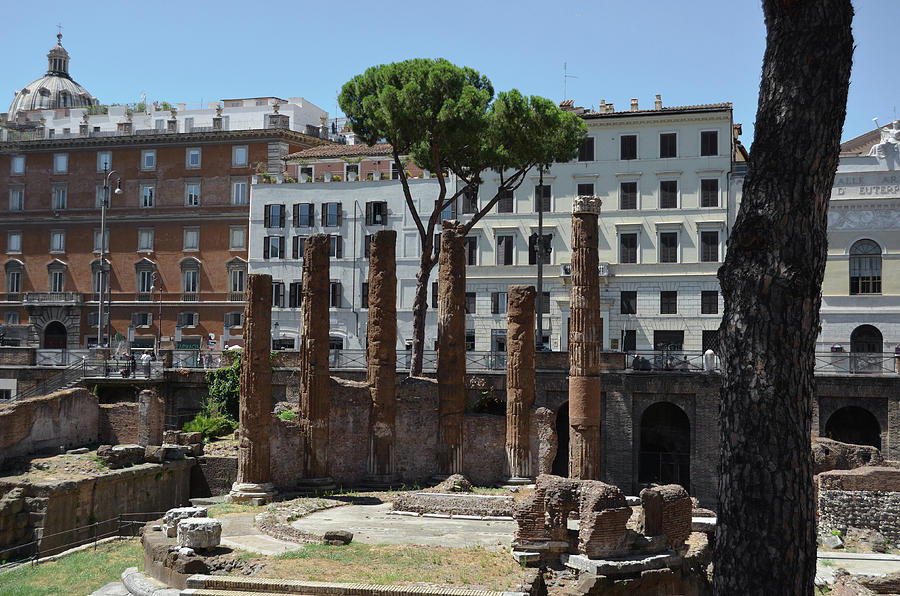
815, 352, 897, 374
34, 349, 92, 366
13, 358, 91, 401
330, 349, 508, 372
22, 292, 82, 305
627, 350, 711, 372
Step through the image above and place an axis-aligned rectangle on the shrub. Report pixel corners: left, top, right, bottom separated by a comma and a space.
183, 413, 237, 440
278, 410, 297, 421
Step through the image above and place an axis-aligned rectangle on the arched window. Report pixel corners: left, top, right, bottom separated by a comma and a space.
639, 402, 691, 491
849, 239, 882, 295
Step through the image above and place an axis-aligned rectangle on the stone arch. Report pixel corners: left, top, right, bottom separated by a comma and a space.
28, 306, 81, 349
825, 406, 881, 450
850, 325, 883, 353
43, 321, 67, 349
638, 401, 691, 491
552, 401, 570, 477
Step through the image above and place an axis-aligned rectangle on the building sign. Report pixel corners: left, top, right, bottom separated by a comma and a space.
832, 174, 900, 199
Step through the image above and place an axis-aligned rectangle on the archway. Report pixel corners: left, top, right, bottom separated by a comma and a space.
825, 406, 881, 449
43, 321, 67, 349
850, 325, 883, 353
638, 402, 691, 491
552, 402, 570, 477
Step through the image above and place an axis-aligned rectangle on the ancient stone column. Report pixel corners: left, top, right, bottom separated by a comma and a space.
299, 234, 331, 481
437, 221, 467, 475
229, 273, 276, 502
569, 195, 603, 480
137, 389, 163, 447
505, 285, 536, 483
366, 230, 397, 482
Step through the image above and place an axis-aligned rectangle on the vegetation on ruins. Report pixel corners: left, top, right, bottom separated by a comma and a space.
713, 0, 853, 593
182, 356, 241, 439
339, 58, 586, 375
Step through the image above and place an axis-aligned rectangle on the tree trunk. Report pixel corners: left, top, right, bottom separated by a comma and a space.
409, 253, 437, 377
713, 1, 853, 595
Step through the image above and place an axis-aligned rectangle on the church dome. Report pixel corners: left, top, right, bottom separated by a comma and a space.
8, 34, 97, 116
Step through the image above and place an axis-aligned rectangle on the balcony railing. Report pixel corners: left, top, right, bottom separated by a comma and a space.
136, 292, 153, 302
23, 292, 83, 305
5, 293, 20, 302
229, 292, 244, 302
181, 293, 199, 302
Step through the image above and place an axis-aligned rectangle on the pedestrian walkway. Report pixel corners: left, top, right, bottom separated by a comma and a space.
815, 550, 900, 584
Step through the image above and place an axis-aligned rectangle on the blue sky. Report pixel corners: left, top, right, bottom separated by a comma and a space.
2, 1, 896, 146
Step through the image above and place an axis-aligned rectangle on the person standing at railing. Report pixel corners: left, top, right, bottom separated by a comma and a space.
140, 351, 151, 377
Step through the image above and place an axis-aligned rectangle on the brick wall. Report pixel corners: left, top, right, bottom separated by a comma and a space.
818, 467, 900, 541
98, 403, 139, 444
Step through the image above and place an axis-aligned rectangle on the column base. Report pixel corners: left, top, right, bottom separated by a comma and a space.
228, 482, 276, 504
500, 476, 535, 489
295, 477, 337, 494
360, 474, 398, 490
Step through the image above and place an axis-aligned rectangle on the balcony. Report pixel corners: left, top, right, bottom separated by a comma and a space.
23, 292, 83, 306
181, 293, 199, 302
229, 292, 245, 302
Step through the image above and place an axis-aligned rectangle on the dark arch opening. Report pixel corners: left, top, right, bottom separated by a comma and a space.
825, 406, 881, 450
43, 321, 67, 349
850, 325, 883, 353
639, 402, 691, 491
552, 402, 570, 477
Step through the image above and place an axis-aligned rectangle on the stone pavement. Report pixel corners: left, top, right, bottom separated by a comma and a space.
218, 511, 305, 556
815, 551, 900, 584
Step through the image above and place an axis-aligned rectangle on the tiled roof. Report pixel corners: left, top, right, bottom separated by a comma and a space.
580, 103, 732, 119
840, 128, 880, 155
286, 142, 393, 160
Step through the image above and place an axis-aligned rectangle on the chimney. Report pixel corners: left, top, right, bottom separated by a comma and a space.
654, 94, 662, 110
630, 98, 639, 112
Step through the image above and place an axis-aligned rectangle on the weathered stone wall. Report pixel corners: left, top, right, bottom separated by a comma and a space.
463, 414, 506, 487
270, 415, 303, 490
818, 467, 900, 541
395, 377, 440, 483
0, 348, 35, 366
0, 388, 99, 467
98, 403, 139, 445
191, 456, 237, 497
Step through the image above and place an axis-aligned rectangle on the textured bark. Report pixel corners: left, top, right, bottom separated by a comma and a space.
713, 2, 853, 594
366, 230, 397, 480
436, 221, 467, 475
299, 235, 330, 479
569, 197, 603, 480
505, 285, 536, 480
237, 274, 272, 485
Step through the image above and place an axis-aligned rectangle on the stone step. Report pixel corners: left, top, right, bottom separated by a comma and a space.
182, 575, 523, 596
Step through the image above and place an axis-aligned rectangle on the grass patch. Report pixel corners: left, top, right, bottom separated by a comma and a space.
263, 543, 525, 590
207, 502, 264, 517
0, 539, 142, 596
820, 558, 835, 567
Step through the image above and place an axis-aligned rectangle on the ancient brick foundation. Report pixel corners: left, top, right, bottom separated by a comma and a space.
818, 467, 900, 541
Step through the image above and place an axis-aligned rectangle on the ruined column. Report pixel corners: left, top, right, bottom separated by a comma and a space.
298, 234, 332, 483
569, 195, 603, 480
505, 285, 536, 483
137, 389, 163, 447
437, 221, 467, 476
229, 273, 276, 502
366, 230, 397, 483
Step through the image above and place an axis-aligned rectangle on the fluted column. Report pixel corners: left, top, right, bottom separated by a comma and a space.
505, 285, 536, 482
569, 195, 603, 480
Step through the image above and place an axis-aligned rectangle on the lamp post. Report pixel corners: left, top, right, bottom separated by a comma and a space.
98, 165, 122, 348
151, 272, 162, 358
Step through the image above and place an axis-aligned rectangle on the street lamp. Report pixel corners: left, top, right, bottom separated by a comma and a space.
151, 271, 162, 358
98, 165, 122, 348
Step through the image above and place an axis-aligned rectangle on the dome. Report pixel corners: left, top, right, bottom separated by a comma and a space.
8, 34, 97, 116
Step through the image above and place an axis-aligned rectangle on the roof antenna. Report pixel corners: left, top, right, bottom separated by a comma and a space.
873, 117, 880, 129
563, 62, 578, 100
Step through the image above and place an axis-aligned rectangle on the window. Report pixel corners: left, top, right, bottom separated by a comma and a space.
183, 117, 194, 133
49, 269, 65, 292
272, 281, 285, 307
328, 235, 343, 258
7, 231, 22, 254
700, 131, 718, 156
230, 268, 246, 294
850, 239, 882, 295
97, 151, 112, 172
623, 329, 637, 352
9, 186, 23, 211
465, 330, 476, 351
299, 166, 313, 181
264, 204, 286, 228
620, 135, 637, 160
225, 312, 243, 328
465, 292, 476, 314
534, 185, 551, 212
432, 281, 439, 308
330, 281, 342, 308
536, 291, 550, 314
497, 189, 514, 213
361, 281, 369, 308
700, 230, 719, 262
700, 179, 719, 207
702, 330, 719, 353
10, 155, 24, 175
529, 233, 552, 265
177, 312, 199, 327
364, 234, 372, 259
660, 291, 677, 314
577, 183, 594, 197
323, 202, 341, 227
660, 133, 677, 158
137, 269, 154, 295
94, 183, 105, 208
186, 147, 201, 169
141, 150, 156, 171
185, 182, 200, 206
491, 291, 508, 315
5, 311, 19, 325
654, 330, 684, 351
231, 179, 248, 205
701, 291, 719, 314
183, 227, 199, 251
5, 265, 21, 294
52, 184, 67, 210
293, 203, 314, 227
229, 226, 246, 250
232, 145, 248, 167
366, 201, 388, 225
289, 281, 303, 308
53, 153, 68, 173
93, 229, 109, 253
578, 137, 595, 161
464, 236, 477, 266
345, 163, 359, 180
390, 162, 400, 180
263, 236, 285, 259
140, 184, 154, 208
660, 180, 678, 209
182, 269, 199, 294
50, 230, 65, 253
621, 291, 637, 315
155, 119, 165, 130
292, 235, 307, 259
619, 233, 637, 264
132, 312, 153, 327
496, 235, 514, 265
659, 232, 678, 263
620, 181, 637, 210
440, 199, 456, 222
462, 187, 477, 214
137, 228, 154, 252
